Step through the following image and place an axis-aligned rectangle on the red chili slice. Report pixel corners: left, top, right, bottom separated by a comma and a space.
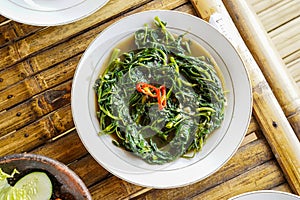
136, 82, 159, 98
136, 83, 167, 110
158, 85, 167, 110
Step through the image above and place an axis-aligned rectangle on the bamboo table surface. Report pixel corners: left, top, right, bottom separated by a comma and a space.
0, 0, 299, 199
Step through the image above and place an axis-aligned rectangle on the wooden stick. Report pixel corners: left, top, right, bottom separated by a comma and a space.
222, 0, 300, 140
190, 0, 300, 194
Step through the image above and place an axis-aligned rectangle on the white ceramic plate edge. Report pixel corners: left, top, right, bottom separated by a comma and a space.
71, 10, 253, 188
229, 190, 300, 200
0, 0, 109, 26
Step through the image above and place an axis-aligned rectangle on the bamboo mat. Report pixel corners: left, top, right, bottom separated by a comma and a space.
0, 0, 299, 199
249, 0, 300, 88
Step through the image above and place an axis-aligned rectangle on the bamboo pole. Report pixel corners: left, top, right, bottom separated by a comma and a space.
190, 0, 300, 194
222, 0, 300, 140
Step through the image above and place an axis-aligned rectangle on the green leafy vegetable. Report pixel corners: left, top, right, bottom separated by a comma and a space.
94, 17, 226, 164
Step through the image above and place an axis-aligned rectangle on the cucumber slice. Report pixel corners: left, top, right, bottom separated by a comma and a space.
14, 172, 52, 200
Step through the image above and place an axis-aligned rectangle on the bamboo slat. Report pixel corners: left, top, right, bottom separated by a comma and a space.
272, 184, 293, 194
68, 155, 110, 188
132, 139, 275, 200
174, 2, 196, 14
0, 55, 77, 112
257, 0, 300, 32
249, 0, 282, 13
192, 161, 286, 200
0, 81, 71, 136
223, 0, 300, 141
90, 176, 144, 200
0, 105, 73, 157
0, 62, 31, 91
285, 50, 300, 66
269, 17, 300, 59
12, 22, 42, 39
0, 77, 41, 111
191, 0, 300, 194
0, 23, 17, 47
0, 23, 107, 91
31, 131, 87, 164
289, 59, 300, 84
240, 132, 258, 147
0, 16, 7, 23
0, 22, 41, 48
285, 51, 300, 88
0, 118, 57, 156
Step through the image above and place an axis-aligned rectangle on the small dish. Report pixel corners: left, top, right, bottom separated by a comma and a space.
0, 0, 109, 26
229, 190, 300, 200
0, 153, 91, 200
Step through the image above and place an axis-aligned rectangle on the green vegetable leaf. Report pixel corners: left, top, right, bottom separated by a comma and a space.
94, 17, 225, 164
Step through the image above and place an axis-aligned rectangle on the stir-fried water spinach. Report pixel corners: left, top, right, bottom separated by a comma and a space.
94, 17, 226, 164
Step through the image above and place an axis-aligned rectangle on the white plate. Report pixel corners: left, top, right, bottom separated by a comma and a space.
71, 10, 252, 188
229, 190, 300, 200
0, 0, 109, 26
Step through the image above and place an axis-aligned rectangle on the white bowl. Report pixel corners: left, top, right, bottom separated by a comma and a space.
71, 10, 252, 188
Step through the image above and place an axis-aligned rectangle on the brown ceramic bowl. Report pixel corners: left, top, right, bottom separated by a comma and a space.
0, 153, 91, 200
